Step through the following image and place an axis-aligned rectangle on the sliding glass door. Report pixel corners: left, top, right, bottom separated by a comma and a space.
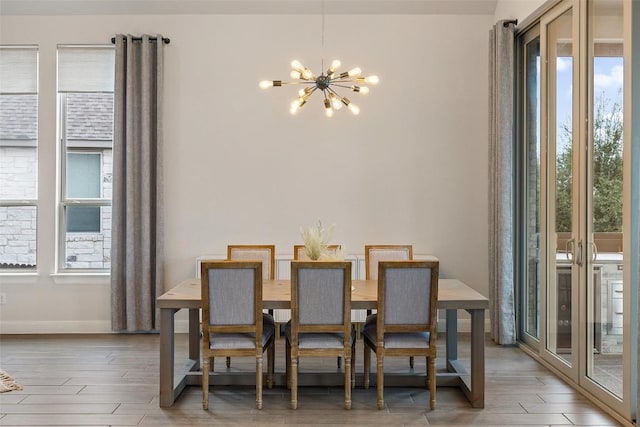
518, 0, 634, 421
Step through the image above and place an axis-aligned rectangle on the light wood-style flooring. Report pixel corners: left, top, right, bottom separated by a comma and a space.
0, 333, 623, 426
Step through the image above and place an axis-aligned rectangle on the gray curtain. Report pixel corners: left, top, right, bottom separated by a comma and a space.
488, 21, 516, 345
111, 34, 164, 332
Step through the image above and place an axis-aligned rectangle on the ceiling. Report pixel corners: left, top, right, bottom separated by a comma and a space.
0, 0, 498, 15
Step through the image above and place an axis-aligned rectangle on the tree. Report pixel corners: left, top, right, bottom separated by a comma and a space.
555, 90, 623, 233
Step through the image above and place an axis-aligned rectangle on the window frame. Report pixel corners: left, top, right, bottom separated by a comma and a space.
0, 45, 39, 273
56, 44, 114, 273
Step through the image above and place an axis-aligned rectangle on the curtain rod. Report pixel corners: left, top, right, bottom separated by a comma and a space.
503, 19, 517, 27
111, 36, 170, 44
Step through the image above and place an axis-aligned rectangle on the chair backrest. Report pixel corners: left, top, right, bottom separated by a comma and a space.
227, 245, 275, 280
377, 260, 438, 337
290, 261, 352, 337
293, 244, 342, 261
200, 260, 263, 345
364, 245, 413, 280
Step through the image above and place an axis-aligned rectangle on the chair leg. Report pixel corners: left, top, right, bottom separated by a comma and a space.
286, 340, 291, 389
428, 356, 436, 410
376, 354, 384, 410
344, 353, 352, 410
351, 346, 356, 388
291, 354, 298, 409
256, 355, 263, 410
202, 357, 210, 410
267, 341, 274, 389
226, 356, 231, 368
363, 345, 370, 389
337, 356, 341, 368
209, 357, 214, 371
410, 356, 414, 369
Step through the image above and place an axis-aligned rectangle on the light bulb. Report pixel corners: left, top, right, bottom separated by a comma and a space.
290, 70, 301, 79
365, 75, 379, 84
348, 67, 362, 77
327, 59, 341, 76
324, 99, 333, 117
291, 60, 303, 71
348, 103, 360, 115
301, 69, 313, 80
298, 86, 314, 97
329, 93, 342, 110
351, 85, 369, 94
259, 80, 281, 89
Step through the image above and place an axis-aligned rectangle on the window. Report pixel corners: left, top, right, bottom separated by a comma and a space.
0, 46, 38, 271
57, 46, 114, 270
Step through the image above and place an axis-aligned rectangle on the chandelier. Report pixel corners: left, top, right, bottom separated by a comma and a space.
259, 60, 378, 116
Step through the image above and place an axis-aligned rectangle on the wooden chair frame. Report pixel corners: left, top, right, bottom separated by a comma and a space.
287, 261, 354, 410
227, 245, 276, 280
363, 260, 439, 410
225, 245, 276, 365
364, 244, 414, 366
364, 245, 414, 280
200, 260, 275, 410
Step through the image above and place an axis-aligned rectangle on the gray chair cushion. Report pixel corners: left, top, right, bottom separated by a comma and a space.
363, 320, 431, 349
284, 320, 356, 348
209, 313, 275, 350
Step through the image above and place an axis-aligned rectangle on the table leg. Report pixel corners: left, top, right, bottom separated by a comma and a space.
189, 308, 200, 369
469, 308, 485, 408
159, 307, 177, 408
445, 309, 458, 364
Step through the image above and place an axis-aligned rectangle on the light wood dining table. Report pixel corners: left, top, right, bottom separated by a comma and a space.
157, 278, 489, 408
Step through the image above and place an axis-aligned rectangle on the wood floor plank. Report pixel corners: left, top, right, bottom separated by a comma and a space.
0, 333, 624, 426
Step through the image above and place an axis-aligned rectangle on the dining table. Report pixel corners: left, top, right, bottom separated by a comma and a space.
157, 277, 489, 408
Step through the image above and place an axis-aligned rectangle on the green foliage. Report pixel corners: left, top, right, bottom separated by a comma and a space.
555, 91, 623, 233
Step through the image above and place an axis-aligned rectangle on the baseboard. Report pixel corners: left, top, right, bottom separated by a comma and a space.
0, 320, 112, 334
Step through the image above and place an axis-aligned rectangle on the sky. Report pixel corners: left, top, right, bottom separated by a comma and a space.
555, 55, 624, 146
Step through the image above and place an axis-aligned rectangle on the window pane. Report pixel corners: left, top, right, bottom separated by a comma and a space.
58, 45, 113, 271
0, 46, 38, 271
64, 206, 111, 269
66, 206, 100, 232
66, 153, 101, 198
0, 206, 36, 268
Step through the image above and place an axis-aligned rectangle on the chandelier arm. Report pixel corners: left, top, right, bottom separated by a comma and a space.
281, 81, 317, 86
325, 86, 343, 99
329, 77, 359, 83
330, 83, 360, 89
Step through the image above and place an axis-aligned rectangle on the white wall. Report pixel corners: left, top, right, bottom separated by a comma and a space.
0, 12, 492, 333
494, 0, 548, 22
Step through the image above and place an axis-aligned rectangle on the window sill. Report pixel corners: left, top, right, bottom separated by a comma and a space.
51, 273, 110, 285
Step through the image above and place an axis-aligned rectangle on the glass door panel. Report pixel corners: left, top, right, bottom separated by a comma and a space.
545, 6, 574, 366
524, 33, 541, 341
586, 0, 624, 399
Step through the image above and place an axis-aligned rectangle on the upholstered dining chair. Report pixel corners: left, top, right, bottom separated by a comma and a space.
200, 260, 275, 410
362, 260, 439, 410
293, 244, 343, 368
225, 245, 276, 367
364, 245, 413, 281
286, 261, 355, 410
364, 244, 414, 367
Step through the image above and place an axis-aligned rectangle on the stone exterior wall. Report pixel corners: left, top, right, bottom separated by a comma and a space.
0, 146, 112, 269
